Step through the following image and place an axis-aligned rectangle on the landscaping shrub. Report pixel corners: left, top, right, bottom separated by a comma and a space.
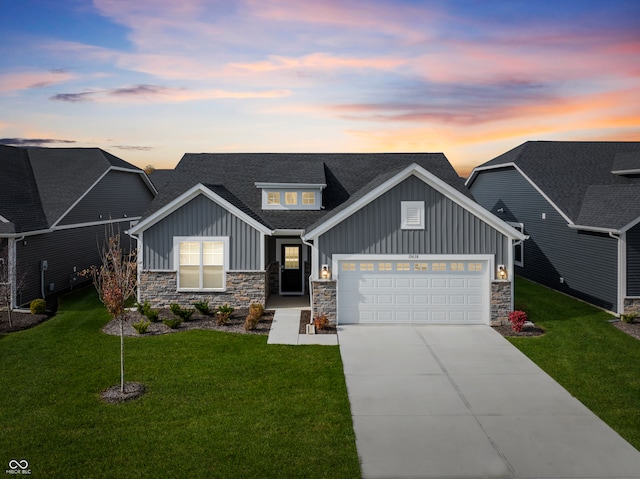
249, 303, 264, 318
136, 301, 160, 322
162, 317, 183, 329
244, 303, 264, 331
508, 310, 528, 332
170, 303, 195, 321
29, 298, 46, 315
132, 319, 151, 334
621, 312, 638, 324
216, 304, 234, 326
314, 314, 329, 330
193, 301, 210, 315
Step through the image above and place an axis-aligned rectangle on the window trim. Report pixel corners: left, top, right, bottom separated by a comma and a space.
174, 236, 229, 291
507, 222, 524, 267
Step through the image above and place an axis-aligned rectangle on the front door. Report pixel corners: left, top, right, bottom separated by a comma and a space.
281, 245, 303, 294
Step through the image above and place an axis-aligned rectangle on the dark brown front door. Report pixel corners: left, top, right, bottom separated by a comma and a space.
281, 244, 302, 294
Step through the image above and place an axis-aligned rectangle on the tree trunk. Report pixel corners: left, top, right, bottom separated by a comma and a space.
120, 318, 125, 393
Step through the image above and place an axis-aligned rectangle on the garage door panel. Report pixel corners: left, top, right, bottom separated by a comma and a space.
338, 259, 489, 324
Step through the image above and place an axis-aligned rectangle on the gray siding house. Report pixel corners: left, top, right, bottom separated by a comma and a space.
466, 141, 640, 316
130, 153, 525, 325
0, 145, 156, 308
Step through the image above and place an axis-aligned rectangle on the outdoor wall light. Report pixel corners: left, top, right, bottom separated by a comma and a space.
321, 264, 331, 279
498, 265, 508, 280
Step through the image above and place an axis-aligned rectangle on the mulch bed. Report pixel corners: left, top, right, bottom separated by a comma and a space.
299, 309, 337, 334
492, 324, 545, 337
611, 320, 640, 341
102, 308, 274, 337
0, 310, 51, 333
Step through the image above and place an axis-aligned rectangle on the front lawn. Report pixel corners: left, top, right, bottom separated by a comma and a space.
0, 286, 361, 478
510, 277, 640, 450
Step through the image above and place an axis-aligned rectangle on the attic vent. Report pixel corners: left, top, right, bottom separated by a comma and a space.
401, 201, 425, 230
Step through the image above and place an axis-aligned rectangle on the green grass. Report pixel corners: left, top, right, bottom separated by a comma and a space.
510, 276, 640, 449
0, 286, 360, 478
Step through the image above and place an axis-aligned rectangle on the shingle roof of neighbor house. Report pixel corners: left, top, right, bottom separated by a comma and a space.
0, 145, 145, 234
468, 141, 640, 231
143, 153, 471, 231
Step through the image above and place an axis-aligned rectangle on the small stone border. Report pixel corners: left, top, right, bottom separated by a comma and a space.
493, 324, 545, 337
101, 382, 146, 404
611, 320, 640, 341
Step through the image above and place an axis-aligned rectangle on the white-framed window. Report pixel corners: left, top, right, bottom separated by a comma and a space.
508, 222, 524, 267
284, 192, 298, 205
175, 237, 228, 291
301, 192, 315, 205
401, 201, 425, 230
267, 191, 281, 205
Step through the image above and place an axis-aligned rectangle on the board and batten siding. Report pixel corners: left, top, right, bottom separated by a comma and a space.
59, 170, 154, 226
470, 167, 619, 311
627, 222, 640, 296
15, 221, 134, 305
317, 175, 510, 265
142, 194, 262, 271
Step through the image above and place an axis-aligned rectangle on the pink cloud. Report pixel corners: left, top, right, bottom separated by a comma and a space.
0, 70, 76, 93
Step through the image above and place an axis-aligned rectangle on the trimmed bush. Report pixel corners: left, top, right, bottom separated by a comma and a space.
132, 319, 151, 334
313, 314, 329, 330
508, 310, 528, 332
193, 301, 210, 315
30, 298, 46, 315
162, 317, 183, 329
216, 304, 234, 326
170, 303, 195, 321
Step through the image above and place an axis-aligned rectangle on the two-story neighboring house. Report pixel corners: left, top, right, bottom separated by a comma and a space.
129, 153, 525, 326
466, 141, 640, 316
0, 145, 156, 308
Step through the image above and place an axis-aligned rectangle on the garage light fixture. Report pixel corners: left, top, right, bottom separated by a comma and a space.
498, 265, 508, 280
321, 264, 332, 279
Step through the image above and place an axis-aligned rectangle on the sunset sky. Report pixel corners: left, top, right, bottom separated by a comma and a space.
1, 0, 638, 176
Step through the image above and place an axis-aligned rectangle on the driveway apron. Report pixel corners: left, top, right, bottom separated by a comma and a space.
338, 324, 640, 479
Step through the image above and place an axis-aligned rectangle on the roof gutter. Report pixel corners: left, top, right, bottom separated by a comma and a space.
567, 224, 620, 235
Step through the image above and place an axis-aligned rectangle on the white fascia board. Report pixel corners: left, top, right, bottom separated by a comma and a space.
0, 214, 8, 223
567, 224, 619, 234
612, 169, 640, 176
467, 163, 574, 225
255, 182, 326, 189
272, 229, 305, 236
305, 163, 526, 242
128, 183, 273, 236
620, 215, 640, 234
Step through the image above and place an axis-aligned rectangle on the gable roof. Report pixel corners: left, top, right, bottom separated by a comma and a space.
466, 141, 640, 232
0, 145, 153, 235
135, 153, 474, 232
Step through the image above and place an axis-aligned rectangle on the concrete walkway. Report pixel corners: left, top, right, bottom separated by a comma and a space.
339, 324, 640, 479
266, 295, 338, 345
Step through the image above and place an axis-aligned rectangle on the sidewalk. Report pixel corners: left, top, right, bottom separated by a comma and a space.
267, 308, 338, 345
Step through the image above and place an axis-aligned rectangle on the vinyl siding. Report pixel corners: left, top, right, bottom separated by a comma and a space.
143, 194, 262, 271
470, 167, 619, 311
317, 175, 510, 264
58, 170, 154, 226
628, 223, 640, 296
14, 221, 134, 306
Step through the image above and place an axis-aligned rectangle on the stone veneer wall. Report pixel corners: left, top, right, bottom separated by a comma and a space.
491, 281, 512, 326
311, 280, 336, 325
624, 297, 640, 315
139, 270, 266, 309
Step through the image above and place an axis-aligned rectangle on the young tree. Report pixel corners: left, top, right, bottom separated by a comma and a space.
0, 246, 12, 328
87, 232, 137, 394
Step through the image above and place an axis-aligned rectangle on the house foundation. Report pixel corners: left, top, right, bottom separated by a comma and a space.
139, 270, 266, 310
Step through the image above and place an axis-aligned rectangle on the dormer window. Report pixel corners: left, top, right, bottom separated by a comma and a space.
256, 182, 325, 210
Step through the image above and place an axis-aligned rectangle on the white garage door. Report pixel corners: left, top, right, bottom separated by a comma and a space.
338, 259, 489, 324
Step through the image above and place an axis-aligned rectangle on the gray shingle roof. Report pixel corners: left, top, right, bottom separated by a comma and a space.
145, 153, 470, 231
0, 145, 143, 234
475, 141, 640, 230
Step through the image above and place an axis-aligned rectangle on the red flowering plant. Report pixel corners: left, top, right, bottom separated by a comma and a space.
508, 310, 528, 333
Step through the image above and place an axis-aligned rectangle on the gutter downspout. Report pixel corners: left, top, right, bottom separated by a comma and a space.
301, 236, 315, 324
609, 231, 624, 316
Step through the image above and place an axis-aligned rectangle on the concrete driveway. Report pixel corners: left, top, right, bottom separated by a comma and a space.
338, 324, 640, 479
